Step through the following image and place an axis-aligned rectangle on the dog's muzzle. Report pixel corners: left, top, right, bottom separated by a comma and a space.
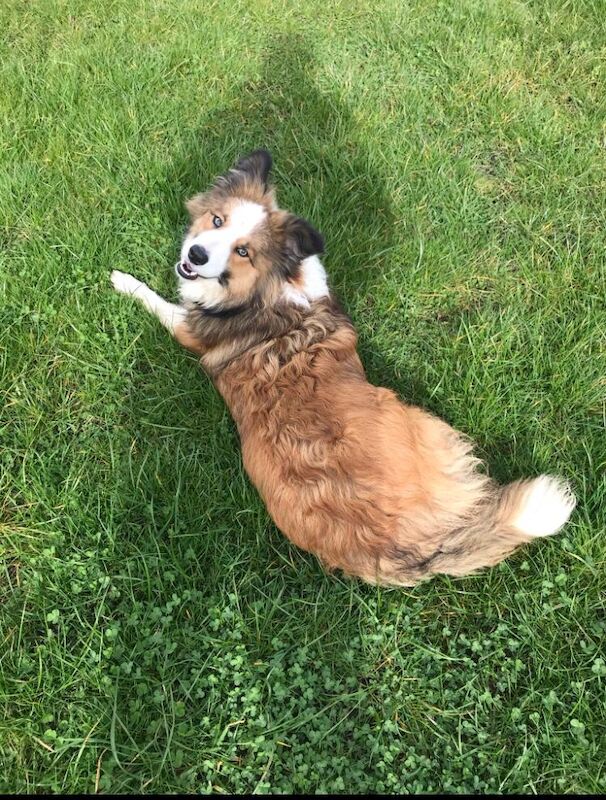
177, 261, 198, 280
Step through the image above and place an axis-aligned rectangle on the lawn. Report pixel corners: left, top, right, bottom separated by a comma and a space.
1, 0, 605, 793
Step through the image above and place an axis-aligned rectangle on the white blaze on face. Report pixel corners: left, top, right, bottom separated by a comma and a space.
177, 200, 266, 305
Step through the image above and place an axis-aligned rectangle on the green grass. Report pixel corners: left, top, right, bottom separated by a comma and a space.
1, 0, 605, 793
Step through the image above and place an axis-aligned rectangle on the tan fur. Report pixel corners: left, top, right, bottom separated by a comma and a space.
181, 291, 565, 586
207, 306, 506, 585
174, 321, 205, 356
115, 151, 575, 586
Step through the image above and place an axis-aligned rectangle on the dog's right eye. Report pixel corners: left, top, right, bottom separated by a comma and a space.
212, 215, 223, 228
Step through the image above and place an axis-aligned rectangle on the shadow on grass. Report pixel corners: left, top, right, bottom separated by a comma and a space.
119, 31, 403, 601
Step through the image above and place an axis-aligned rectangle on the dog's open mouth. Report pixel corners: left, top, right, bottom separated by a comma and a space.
177, 261, 198, 280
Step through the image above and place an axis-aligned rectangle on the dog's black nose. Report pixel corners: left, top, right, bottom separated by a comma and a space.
188, 244, 208, 265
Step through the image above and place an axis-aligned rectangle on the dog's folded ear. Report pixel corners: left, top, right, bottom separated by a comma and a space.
272, 212, 325, 278
233, 149, 273, 191
283, 213, 325, 259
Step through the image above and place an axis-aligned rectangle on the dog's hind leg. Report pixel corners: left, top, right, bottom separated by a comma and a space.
111, 270, 186, 334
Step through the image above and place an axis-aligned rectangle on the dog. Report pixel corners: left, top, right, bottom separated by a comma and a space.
111, 149, 576, 586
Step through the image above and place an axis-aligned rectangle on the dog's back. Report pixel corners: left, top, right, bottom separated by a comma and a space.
214, 299, 575, 586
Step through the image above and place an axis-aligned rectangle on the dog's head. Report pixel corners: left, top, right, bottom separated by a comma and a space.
177, 150, 327, 312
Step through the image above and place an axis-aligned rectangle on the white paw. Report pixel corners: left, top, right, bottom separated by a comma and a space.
111, 270, 143, 296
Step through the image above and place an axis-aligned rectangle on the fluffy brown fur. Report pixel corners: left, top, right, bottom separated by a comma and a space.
114, 150, 576, 586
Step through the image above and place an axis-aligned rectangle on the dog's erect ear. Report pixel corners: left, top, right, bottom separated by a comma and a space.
211, 149, 274, 202
233, 149, 273, 191
187, 150, 274, 220
186, 194, 206, 220
283, 213, 325, 260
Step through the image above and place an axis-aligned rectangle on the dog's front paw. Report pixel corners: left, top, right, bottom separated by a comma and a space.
111, 270, 143, 296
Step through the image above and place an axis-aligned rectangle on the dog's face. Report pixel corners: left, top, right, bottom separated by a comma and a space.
177, 150, 328, 311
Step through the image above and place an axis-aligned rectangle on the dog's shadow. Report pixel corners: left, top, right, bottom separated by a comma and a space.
119, 34, 404, 587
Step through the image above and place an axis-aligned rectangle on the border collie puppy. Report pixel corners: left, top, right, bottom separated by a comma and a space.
111, 150, 575, 586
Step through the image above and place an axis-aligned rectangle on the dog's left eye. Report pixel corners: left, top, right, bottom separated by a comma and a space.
235, 246, 248, 258
212, 215, 223, 228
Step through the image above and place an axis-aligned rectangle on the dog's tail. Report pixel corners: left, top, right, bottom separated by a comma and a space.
495, 475, 577, 540
421, 475, 576, 580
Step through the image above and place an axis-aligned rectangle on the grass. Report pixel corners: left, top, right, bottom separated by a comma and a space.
1, 0, 605, 793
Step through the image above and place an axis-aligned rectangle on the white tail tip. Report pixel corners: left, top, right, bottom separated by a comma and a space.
511, 475, 576, 538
